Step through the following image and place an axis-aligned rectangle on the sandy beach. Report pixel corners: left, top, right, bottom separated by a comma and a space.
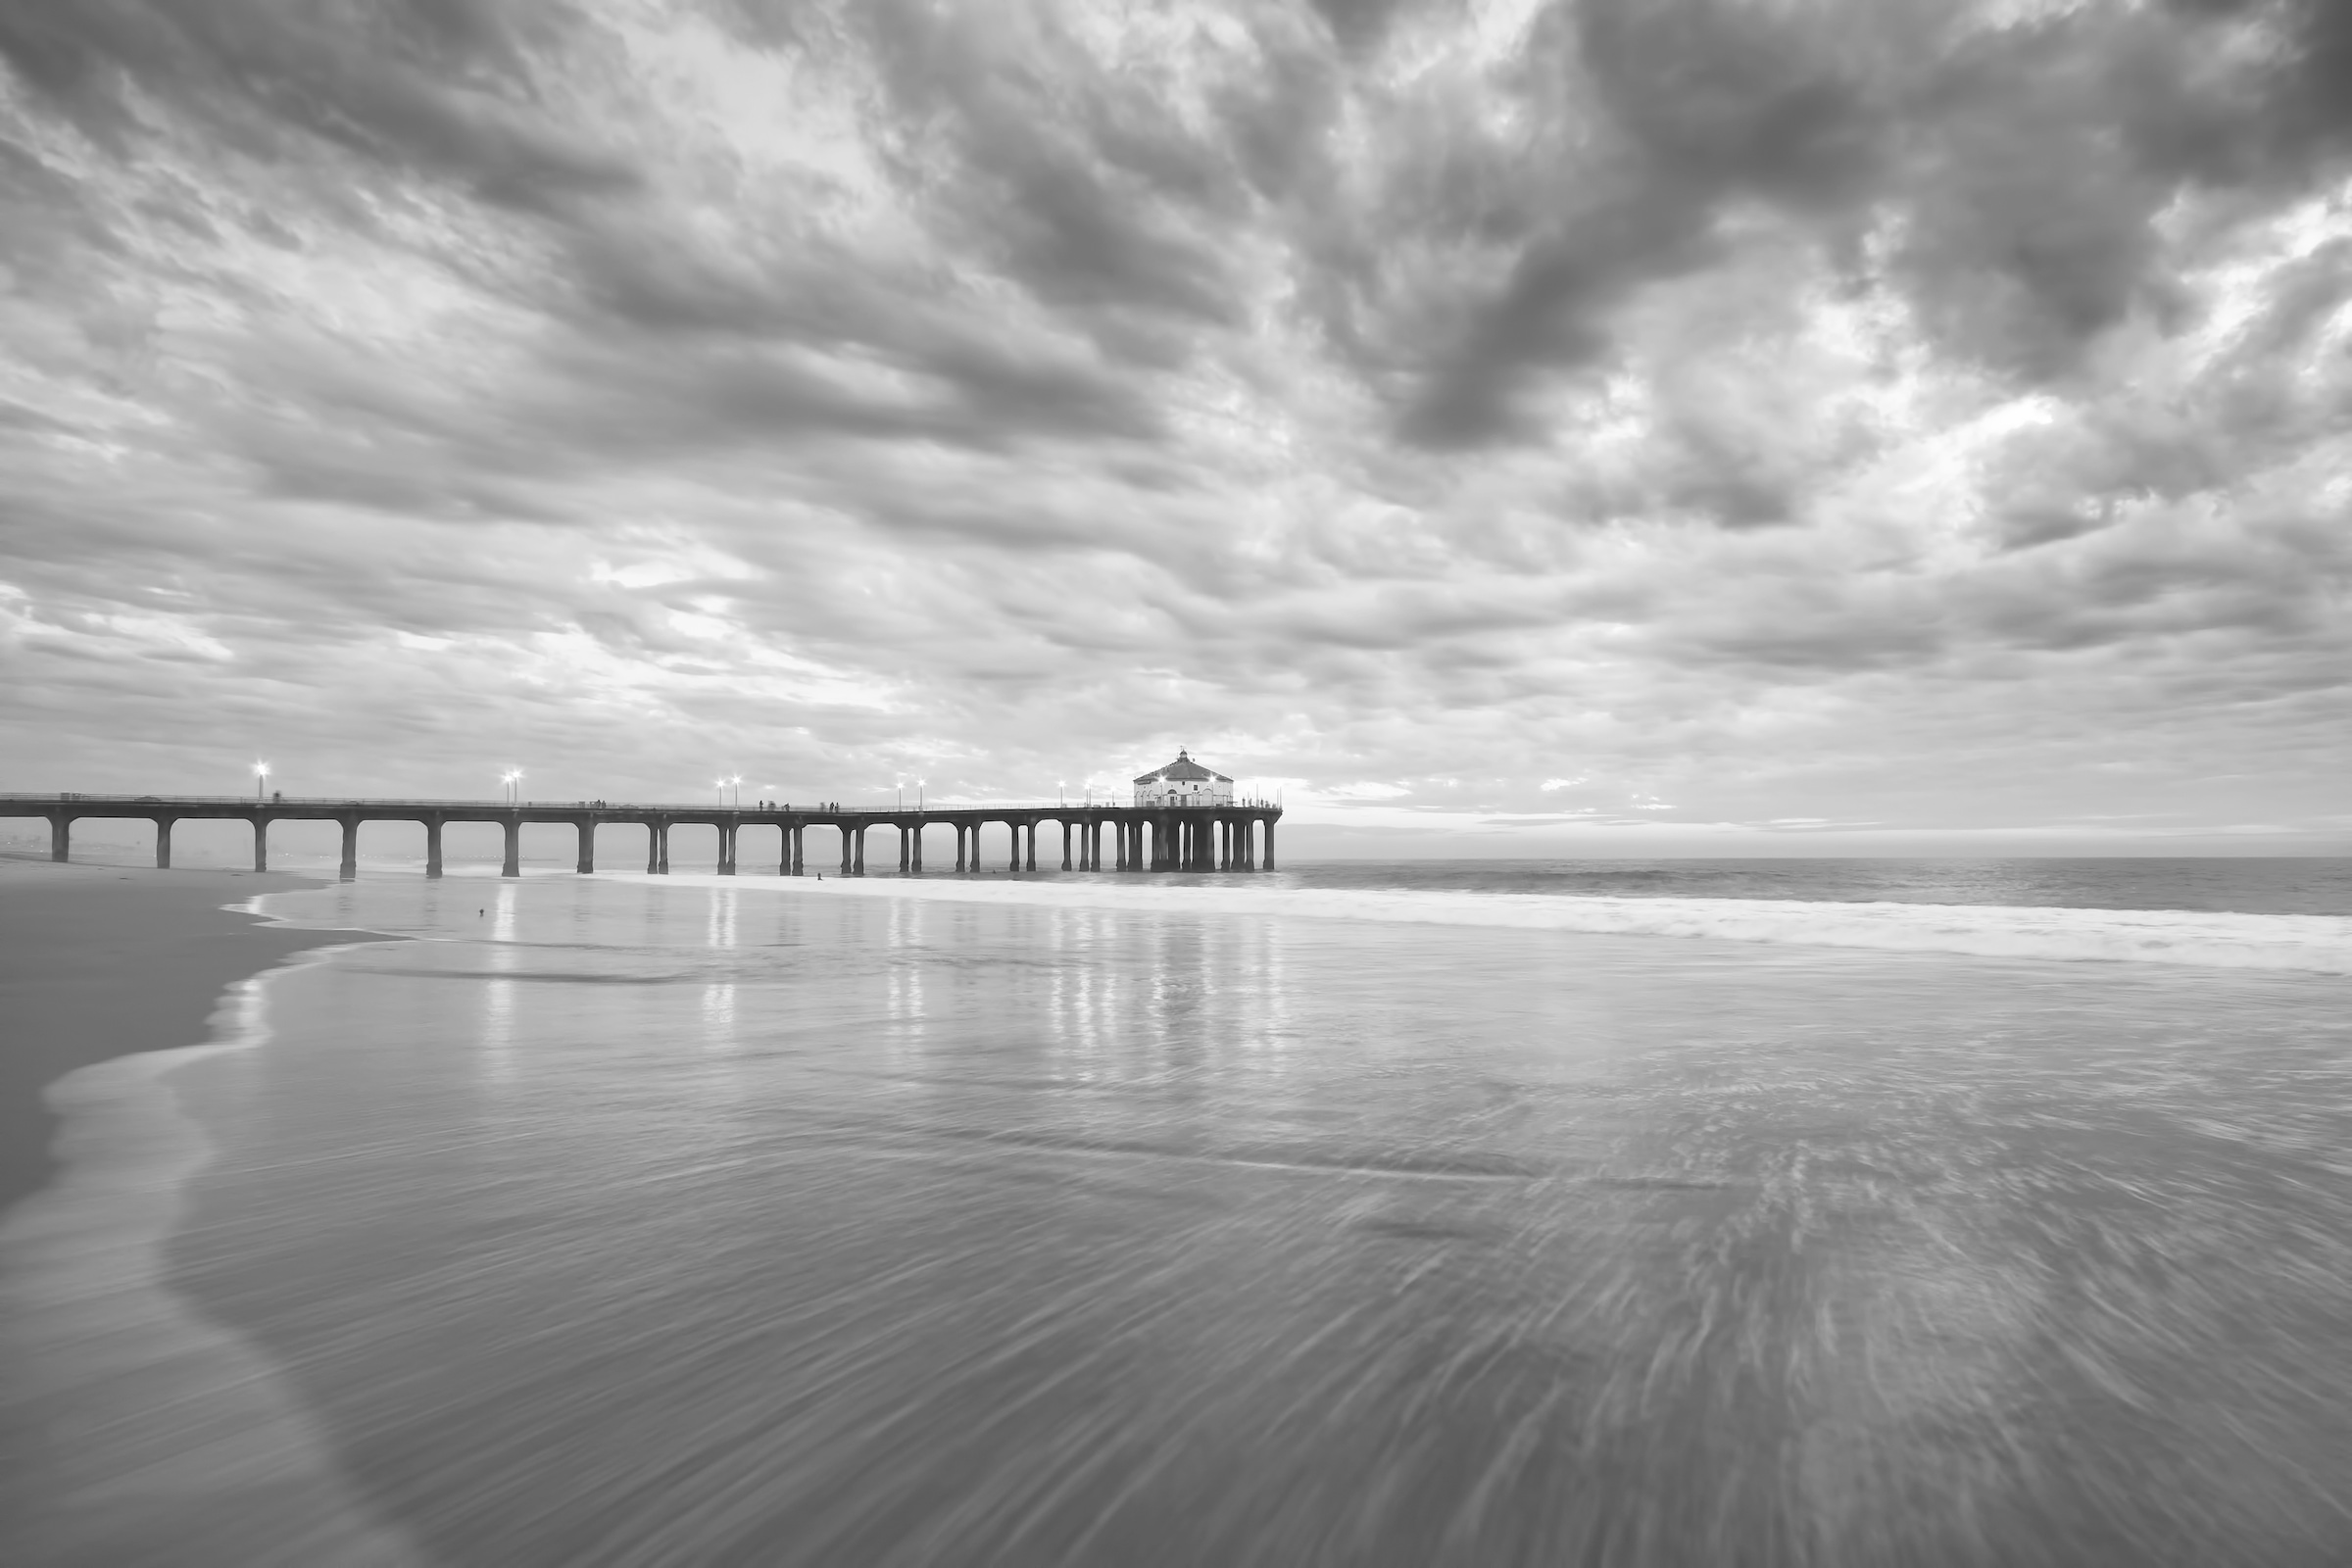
0, 856, 371, 1221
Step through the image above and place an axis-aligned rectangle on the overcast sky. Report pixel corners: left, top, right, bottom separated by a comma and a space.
1, 0, 2346, 854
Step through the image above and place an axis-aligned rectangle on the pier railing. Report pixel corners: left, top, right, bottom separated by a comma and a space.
4, 792, 1278, 876
2, 792, 1281, 812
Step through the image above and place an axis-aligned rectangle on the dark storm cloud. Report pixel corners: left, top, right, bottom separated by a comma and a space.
0, 1, 1185, 467
844, 1, 1250, 334
1392, 0, 1889, 449
1378, 0, 2352, 455
0, 0, 637, 210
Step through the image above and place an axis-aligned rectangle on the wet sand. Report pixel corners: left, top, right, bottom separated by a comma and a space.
0, 856, 422, 1566
0, 856, 368, 1220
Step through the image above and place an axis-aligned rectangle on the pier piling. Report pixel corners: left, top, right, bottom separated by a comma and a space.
0, 796, 1280, 882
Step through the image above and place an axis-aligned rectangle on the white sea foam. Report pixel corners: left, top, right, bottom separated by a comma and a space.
0, 948, 426, 1566
599, 872, 2352, 974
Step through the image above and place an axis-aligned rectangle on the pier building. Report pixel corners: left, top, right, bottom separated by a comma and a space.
1134, 750, 1231, 808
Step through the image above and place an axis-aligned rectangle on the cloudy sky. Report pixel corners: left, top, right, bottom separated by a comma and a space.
1, 0, 2346, 854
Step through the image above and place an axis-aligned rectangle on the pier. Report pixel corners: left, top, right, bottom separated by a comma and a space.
0, 795, 1281, 879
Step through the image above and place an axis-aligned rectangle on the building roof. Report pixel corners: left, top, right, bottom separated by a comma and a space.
1134, 749, 1233, 785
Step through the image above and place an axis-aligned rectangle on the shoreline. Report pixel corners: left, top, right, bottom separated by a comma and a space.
0, 856, 378, 1221
0, 890, 427, 1563
584, 866, 2352, 974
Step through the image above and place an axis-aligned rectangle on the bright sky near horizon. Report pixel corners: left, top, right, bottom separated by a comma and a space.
0, 0, 2346, 854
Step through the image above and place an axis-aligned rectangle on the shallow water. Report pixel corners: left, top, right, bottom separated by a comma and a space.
14, 869, 2352, 1565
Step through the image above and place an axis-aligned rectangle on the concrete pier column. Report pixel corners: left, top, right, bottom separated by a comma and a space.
47, 812, 69, 863
425, 818, 444, 878
1061, 821, 1072, 871
898, 826, 909, 874
955, 824, 966, 873
792, 823, 805, 876
854, 826, 866, 876
1262, 817, 1275, 871
154, 817, 174, 870
779, 824, 793, 876
501, 816, 521, 878
576, 819, 596, 874
718, 821, 737, 875
911, 825, 923, 874
840, 825, 853, 876
339, 817, 361, 881
1007, 821, 1019, 873
657, 819, 672, 875
645, 821, 661, 874
252, 817, 268, 872
1026, 821, 1038, 872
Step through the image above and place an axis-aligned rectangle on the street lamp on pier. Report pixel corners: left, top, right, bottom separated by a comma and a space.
254, 762, 269, 800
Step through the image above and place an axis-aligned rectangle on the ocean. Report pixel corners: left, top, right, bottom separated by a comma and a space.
7, 858, 2352, 1566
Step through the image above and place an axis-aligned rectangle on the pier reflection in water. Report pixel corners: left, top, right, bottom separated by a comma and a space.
89, 876, 2352, 1565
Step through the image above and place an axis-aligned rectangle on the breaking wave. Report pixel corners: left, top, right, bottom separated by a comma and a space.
617, 872, 2352, 974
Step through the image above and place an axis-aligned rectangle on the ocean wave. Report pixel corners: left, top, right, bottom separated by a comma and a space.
612, 872, 2352, 974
